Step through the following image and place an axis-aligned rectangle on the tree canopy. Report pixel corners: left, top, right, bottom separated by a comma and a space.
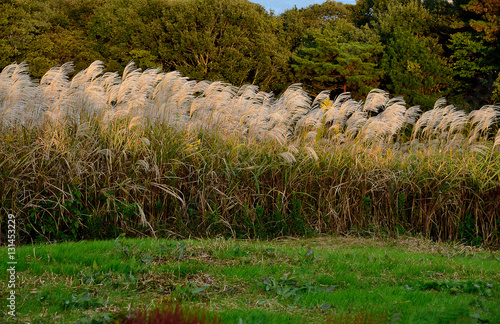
1, 0, 498, 109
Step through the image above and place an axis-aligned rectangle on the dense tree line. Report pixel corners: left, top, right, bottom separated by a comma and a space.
0, 0, 498, 109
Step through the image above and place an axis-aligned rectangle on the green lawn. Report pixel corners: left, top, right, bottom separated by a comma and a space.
1, 236, 499, 323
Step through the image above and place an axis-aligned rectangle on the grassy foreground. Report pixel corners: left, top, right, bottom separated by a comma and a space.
1, 236, 499, 323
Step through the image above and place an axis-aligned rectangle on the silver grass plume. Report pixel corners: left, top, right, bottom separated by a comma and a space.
188, 80, 211, 118
324, 93, 362, 132
468, 105, 500, 144
243, 90, 274, 138
230, 84, 261, 132
363, 88, 389, 113
494, 129, 500, 147
67, 61, 107, 122
296, 107, 322, 129
279, 151, 296, 163
361, 96, 407, 140
323, 92, 350, 124
42, 62, 74, 123
152, 71, 195, 125
412, 98, 453, 140
312, 90, 331, 109
345, 111, 368, 137
271, 83, 311, 136
199, 81, 238, 131
296, 92, 331, 130
304, 146, 319, 161
0, 62, 36, 126
404, 106, 422, 125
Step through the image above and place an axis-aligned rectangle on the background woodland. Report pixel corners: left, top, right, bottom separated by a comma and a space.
1, 0, 499, 110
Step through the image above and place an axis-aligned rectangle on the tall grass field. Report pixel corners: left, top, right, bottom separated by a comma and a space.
0, 61, 499, 246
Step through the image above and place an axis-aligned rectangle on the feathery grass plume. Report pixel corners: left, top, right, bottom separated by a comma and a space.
312, 90, 331, 109
360, 118, 390, 141
232, 84, 260, 116
3, 60, 500, 246
361, 96, 407, 141
204, 82, 239, 131
100, 71, 121, 106
363, 88, 389, 114
188, 80, 210, 120
122, 64, 161, 114
103, 62, 161, 126
404, 106, 422, 125
304, 146, 319, 161
67, 61, 107, 122
443, 109, 467, 138
0, 63, 21, 103
70, 60, 104, 88
345, 111, 368, 138
331, 132, 346, 145
297, 89, 330, 130
287, 144, 299, 154
0, 62, 36, 127
240, 90, 273, 138
279, 151, 296, 163
468, 105, 500, 144
189, 81, 233, 127
152, 70, 194, 123
494, 129, 500, 147
115, 61, 142, 109
381, 97, 407, 134
469, 143, 489, 155
304, 130, 318, 143
75, 121, 91, 139
42, 62, 74, 123
324, 93, 362, 134
297, 107, 321, 129
271, 83, 311, 138
131, 66, 162, 110
323, 92, 351, 124
412, 98, 460, 140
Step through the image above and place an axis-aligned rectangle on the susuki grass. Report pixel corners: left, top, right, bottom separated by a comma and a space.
0, 61, 499, 245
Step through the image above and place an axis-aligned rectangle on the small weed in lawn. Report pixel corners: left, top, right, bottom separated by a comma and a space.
61, 292, 108, 310
259, 273, 330, 302
169, 283, 211, 302
418, 280, 494, 296
39, 290, 108, 311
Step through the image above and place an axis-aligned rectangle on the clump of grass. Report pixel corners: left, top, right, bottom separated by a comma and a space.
0, 61, 499, 246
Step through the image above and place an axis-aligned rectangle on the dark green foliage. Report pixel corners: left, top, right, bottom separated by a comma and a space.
258, 273, 328, 302
458, 213, 483, 246
381, 28, 453, 108
448, 0, 500, 107
374, 1, 454, 108
292, 22, 382, 96
0, 0, 498, 103
38, 290, 108, 312
156, 0, 289, 92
